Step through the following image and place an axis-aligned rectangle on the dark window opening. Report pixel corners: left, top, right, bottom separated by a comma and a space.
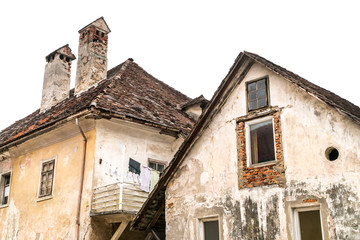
149, 161, 165, 173
247, 78, 269, 111
129, 158, 141, 175
39, 160, 55, 197
96, 30, 100, 36
66, 57, 70, 62
204, 220, 219, 240
101, 32, 105, 38
298, 210, 323, 240
60, 54, 64, 60
249, 119, 275, 164
1, 173, 11, 205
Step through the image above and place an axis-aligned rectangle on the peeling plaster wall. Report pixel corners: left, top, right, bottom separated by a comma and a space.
166, 63, 360, 239
93, 119, 182, 188
0, 126, 103, 240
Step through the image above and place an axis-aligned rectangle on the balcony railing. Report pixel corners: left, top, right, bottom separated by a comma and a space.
92, 181, 149, 213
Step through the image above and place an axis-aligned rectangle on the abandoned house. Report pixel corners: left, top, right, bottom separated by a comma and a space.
131, 51, 360, 240
0, 17, 208, 239
1, 17, 360, 240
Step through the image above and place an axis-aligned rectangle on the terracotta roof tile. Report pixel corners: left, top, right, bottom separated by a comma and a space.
0, 60, 195, 148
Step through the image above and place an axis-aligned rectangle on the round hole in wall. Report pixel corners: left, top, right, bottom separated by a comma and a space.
60, 54, 64, 60
66, 57, 70, 62
325, 147, 339, 161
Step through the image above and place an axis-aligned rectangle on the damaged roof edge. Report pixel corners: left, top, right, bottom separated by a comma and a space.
0, 109, 91, 154
0, 106, 184, 154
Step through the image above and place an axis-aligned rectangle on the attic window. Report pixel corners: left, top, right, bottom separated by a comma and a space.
101, 32, 105, 38
96, 30, 100, 36
247, 78, 269, 111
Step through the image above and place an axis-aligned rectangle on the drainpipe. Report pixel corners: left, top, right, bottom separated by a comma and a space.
75, 118, 87, 240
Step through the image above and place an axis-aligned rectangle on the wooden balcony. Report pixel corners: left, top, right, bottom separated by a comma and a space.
91, 181, 149, 216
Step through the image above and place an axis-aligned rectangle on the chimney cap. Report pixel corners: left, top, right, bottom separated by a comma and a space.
78, 16, 111, 34
45, 44, 76, 61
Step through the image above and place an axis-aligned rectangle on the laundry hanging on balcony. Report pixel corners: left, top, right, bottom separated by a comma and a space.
150, 169, 160, 192
140, 165, 151, 192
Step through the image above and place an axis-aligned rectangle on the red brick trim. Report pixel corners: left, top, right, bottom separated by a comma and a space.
236, 111, 285, 189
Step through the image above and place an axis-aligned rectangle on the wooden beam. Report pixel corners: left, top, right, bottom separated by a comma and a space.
145, 232, 153, 240
146, 203, 164, 232
110, 221, 129, 240
151, 229, 161, 240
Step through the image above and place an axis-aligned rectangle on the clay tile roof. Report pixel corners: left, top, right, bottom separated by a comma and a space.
181, 94, 209, 110
0, 60, 195, 149
244, 51, 360, 124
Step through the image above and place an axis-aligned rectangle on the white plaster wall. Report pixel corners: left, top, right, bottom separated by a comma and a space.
166, 62, 360, 239
93, 119, 181, 187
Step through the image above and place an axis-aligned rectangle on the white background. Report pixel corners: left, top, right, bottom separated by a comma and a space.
1, 0, 359, 131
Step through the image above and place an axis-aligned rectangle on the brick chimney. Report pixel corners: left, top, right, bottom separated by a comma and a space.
40, 44, 76, 112
75, 17, 111, 95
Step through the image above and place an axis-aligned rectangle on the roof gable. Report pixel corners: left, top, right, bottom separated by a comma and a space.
78, 16, 111, 33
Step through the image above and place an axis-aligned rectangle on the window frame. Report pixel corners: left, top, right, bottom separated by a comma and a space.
245, 116, 276, 167
293, 206, 325, 240
0, 171, 12, 208
197, 216, 220, 240
246, 76, 270, 112
37, 157, 57, 201
148, 158, 166, 173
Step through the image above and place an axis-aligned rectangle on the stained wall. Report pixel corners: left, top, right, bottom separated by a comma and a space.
0, 120, 111, 240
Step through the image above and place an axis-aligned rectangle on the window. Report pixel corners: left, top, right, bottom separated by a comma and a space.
0, 172, 11, 206
129, 158, 141, 174
247, 78, 269, 111
149, 161, 165, 173
294, 207, 324, 240
246, 117, 275, 165
199, 218, 220, 240
39, 159, 55, 198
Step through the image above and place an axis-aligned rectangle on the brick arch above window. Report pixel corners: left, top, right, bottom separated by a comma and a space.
236, 108, 285, 189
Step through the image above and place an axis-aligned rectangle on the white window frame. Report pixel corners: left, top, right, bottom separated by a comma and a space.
197, 216, 220, 240
245, 116, 276, 167
37, 157, 57, 201
0, 170, 12, 208
293, 206, 324, 240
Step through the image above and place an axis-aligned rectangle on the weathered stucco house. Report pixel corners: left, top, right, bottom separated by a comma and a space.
0, 17, 206, 239
132, 52, 360, 239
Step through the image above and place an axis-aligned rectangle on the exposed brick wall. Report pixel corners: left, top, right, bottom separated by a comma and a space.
237, 111, 285, 189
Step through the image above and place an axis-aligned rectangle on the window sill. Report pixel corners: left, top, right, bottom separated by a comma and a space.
37, 195, 53, 202
248, 160, 276, 168
0, 204, 9, 209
